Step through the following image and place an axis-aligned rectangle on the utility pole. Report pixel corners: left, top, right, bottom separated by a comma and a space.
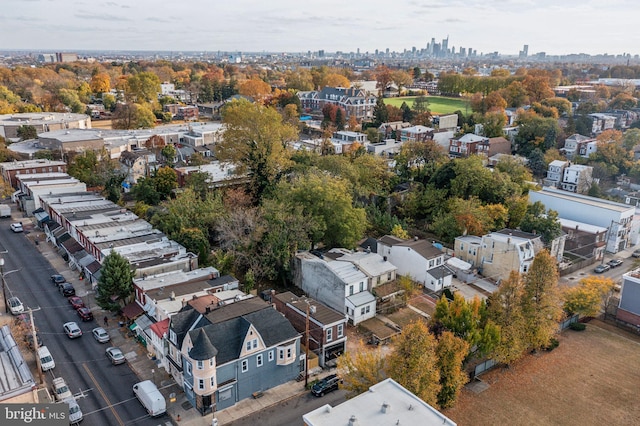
304, 301, 316, 388
0, 257, 5, 314
27, 307, 44, 385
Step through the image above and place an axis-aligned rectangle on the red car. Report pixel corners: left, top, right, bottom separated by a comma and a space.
77, 307, 94, 322
68, 296, 85, 310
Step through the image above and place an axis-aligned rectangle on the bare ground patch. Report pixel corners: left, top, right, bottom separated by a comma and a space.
386, 307, 426, 328
444, 321, 640, 426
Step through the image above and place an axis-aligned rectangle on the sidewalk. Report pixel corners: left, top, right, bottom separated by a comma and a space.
27, 222, 332, 426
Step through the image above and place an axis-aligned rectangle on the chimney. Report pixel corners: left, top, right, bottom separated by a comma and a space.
366, 245, 371, 254
170, 291, 175, 301
348, 415, 358, 426
181, 298, 187, 307
381, 402, 390, 414
205, 306, 211, 314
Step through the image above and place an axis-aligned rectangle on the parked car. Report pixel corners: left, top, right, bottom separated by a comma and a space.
10, 222, 23, 232
25, 333, 43, 350
311, 374, 341, 397
632, 249, 640, 258
77, 307, 94, 322
68, 296, 85, 310
8, 297, 24, 315
52, 377, 72, 401
106, 346, 126, 365
64, 397, 83, 424
51, 274, 66, 286
59, 283, 76, 297
608, 258, 624, 268
594, 264, 611, 273
63, 322, 82, 339
92, 327, 110, 343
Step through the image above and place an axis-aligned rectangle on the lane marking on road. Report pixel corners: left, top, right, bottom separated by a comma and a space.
83, 362, 125, 426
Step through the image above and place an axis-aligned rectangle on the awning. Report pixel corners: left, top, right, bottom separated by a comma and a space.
121, 302, 144, 320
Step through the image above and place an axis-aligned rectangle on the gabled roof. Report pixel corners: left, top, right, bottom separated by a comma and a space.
189, 306, 299, 365
170, 306, 203, 346
380, 236, 443, 260
204, 296, 270, 324
274, 292, 345, 325
149, 318, 170, 339
455, 133, 488, 143
189, 328, 218, 360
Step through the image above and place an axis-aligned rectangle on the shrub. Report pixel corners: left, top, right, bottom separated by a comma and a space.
569, 322, 586, 331
544, 338, 560, 351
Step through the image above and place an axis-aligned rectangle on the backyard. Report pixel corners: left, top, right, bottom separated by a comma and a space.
444, 320, 640, 425
383, 95, 470, 115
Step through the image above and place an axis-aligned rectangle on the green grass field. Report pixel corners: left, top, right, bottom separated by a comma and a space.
383, 96, 470, 115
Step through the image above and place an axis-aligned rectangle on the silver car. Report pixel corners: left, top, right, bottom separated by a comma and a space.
63, 322, 82, 339
105, 347, 126, 365
92, 327, 110, 343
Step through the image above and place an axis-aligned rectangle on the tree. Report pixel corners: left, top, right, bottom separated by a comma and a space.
175, 227, 211, 266
153, 166, 177, 200
238, 77, 272, 102
563, 276, 615, 317
125, 71, 161, 103
90, 72, 111, 94
608, 92, 637, 110
391, 70, 413, 95
479, 111, 506, 137
325, 73, 350, 88
400, 101, 413, 122
337, 341, 387, 398
412, 95, 430, 115
375, 65, 393, 94
132, 176, 160, 205
372, 97, 389, 127
436, 331, 470, 408
622, 128, 640, 151
276, 170, 366, 249
161, 144, 176, 166
335, 107, 346, 131
522, 250, 563, 351
112, 103, 156, 129
386, 321, 440, 407
519, 201, 562, 244
96, 251, 135, 312
216, 98, 297, 202
16, 125, 37, 141
487, 271, 527, 364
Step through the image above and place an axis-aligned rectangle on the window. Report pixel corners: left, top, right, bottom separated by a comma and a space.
349, 285, 354, 296
269, 351, 274, 362
279, 349, 284, 360
257, 354, 263, 367
359, 282, 364, 292
360, 307, 366, 315
241, 359, 248, 372
210, 377, 215, 387
429, 260, 434, 268
210, 358, 214, 367
198, 379, 205, 390
366, 305, 371, 314
460, 243, 464, 250
246, 338, 258, 351
326, 328, 333, 342
186, 362, 192, 375
337, 324, 344, 338
436, 257, 441, 265
387, 272, 392, 280
287, 348, 292, 358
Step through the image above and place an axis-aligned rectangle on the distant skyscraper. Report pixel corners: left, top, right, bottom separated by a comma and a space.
519, 44, 529, 58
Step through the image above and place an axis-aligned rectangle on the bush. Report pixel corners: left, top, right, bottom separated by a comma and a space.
569, 322, 586, 331
544, 338, 560, 351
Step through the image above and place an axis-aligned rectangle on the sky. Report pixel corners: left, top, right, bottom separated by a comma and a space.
1, 0, 639, 56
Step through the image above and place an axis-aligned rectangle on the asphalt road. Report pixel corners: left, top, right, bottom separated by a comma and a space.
227, 389, 347, 426
0, 223, 163, 426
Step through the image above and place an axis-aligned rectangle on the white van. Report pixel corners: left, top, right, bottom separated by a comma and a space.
38, 346, 55, 371
133, 380, 166, 417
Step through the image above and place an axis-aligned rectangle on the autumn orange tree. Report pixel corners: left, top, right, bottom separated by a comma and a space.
337, 341, 387, 398
521, 250, 563, 351
487, 271, 527, 365
563, 276, 615, 317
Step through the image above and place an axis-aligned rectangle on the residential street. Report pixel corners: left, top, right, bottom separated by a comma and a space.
0, 222, 164, 426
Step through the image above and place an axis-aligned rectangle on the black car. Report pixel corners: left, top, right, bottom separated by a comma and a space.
51, 274, 66, 286
311, 374, 341, 397
59, 283, 76, 297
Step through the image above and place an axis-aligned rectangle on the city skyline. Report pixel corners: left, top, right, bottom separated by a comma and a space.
1, 0, 639, 56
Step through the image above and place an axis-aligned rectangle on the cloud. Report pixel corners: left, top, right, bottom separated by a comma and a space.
75, 12, 130, 21
146, 17, 172, 23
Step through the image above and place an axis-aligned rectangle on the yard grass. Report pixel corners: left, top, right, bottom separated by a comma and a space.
383, 96, 470, 115
444, 320, 640, 426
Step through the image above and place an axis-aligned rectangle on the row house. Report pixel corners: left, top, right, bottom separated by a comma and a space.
588, 113, 617, 134
530, 187, 636, 253
330, 131, 367, 154
448, 133, 490, 158
377, 121, 411, 140
14, 173, 86, 214
543, 160, 568, 188
297, 87, 377, 121
561, 164, 593, 193
293, 249, 397, 325
167, 298, 301, 415
561, 134, 597, 159
0, 159, 67, 189
400, 125, 434, 143
377, 235, 451, 292
617, 269, 640, 328
560, 218, 607, 262
273, 292, 347, 368
454, 229, 545, 283
119, 149, 157, 186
